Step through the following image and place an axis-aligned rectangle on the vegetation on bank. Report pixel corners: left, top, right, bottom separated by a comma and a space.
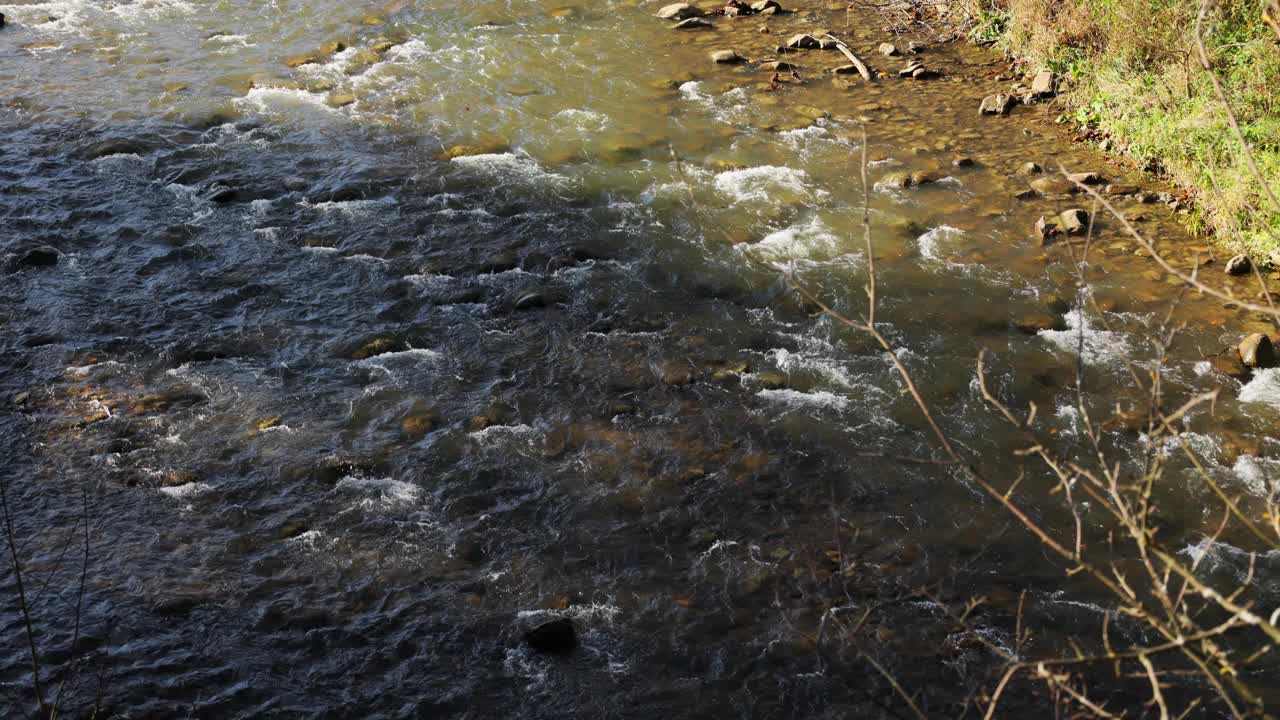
961, 0, 1280, 256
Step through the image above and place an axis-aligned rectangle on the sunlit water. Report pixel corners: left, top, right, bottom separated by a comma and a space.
1, 0, 1277, 715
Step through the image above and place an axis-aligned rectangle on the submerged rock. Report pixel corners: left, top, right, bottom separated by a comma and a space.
525, 618, 577, 653
1016, 161, 1042, 176
673, 17, 713, 30
1238, 333, 1276, 368
759, 60, 797, 72
351, 337, 405, 360
11, 245, 61, 269
1030, 176, 1075, 195
710, 49, 742, 63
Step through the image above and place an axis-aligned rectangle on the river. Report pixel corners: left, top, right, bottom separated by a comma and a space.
1, 0, 1277, 716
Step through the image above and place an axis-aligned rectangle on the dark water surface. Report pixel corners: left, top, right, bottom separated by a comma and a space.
1, 0, 1278, 716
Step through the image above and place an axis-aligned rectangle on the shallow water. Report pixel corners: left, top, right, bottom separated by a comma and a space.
1, 0, 1278, 716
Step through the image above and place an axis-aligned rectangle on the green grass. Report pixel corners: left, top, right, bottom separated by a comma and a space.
971, 0, 1280, 256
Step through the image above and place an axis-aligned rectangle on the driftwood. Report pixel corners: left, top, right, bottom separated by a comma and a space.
824, 34, 874, 81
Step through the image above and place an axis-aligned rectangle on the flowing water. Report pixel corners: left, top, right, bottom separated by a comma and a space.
1, 0, 1278, 716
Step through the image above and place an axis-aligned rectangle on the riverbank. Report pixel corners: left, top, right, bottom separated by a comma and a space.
886, 0, 1280, 257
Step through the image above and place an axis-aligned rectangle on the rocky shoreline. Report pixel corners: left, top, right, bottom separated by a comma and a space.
647, 0, 1280, 377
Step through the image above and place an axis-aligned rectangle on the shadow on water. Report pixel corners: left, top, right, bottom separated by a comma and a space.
1, 2, 1278, 716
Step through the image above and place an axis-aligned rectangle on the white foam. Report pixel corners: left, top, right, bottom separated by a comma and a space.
739, 216, 843, 267
1240, 368, 1280, 405
765, 347, 854, 387
1231, 455, 1278, 497
300, 196, 396, 218
757, 388, 850, 410
916, 225, 966, 263
1038, 311, 1132, 365
713, 165, 822, 204
450, 152, 567, 191
236, 86, 336, 118
158, 481, 208, 499
334, 476, 421, 508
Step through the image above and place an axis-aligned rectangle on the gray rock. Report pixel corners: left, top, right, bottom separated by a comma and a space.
1226, 253, 1252, 276
751, 0, 782, 11
657, 3, 701, 19
979, 93, 1015, 115
710, 49, 742, 63
1030, 176, 1075, 195
878, 42, 898, 56
906, 40, 926, 53
784, 33, 820, 49
1057, 208, 1089, 235
911, 66, 940, 79
673, 17, 713, 30
832, 64, 863, 74
1031, 70, 1055, 96
1016, 161, 1043, 176
1239, 333, 1276, 368
760, 60, 797, 72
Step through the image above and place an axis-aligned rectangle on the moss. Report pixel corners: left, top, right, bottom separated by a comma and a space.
965, 0, 1280, 255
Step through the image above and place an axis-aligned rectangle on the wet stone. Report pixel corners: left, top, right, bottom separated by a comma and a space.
710, 49, 742, 63
525, 618, 577, 653
979, 93, 1015, 115
878, 42, 898, 55
1238, 333, 1276, 368
1057, 208, 1089, 235
1016, 161, 1042, 176
657, 3, 701, 19
784, 34, 820, 49
1030, 176, 1075, 195
673, 17, 713, 30
1226, 254, 1251, 276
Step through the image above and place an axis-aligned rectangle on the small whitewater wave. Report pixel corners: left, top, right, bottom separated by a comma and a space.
713, 165, 824, 205
756, 388, 850, 411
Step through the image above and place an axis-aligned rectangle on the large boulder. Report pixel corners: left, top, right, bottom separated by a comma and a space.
1238, 333, 1276, 368
657, 3, 701, 19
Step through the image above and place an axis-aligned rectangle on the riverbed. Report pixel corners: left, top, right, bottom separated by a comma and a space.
1, 0, 1277, 716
